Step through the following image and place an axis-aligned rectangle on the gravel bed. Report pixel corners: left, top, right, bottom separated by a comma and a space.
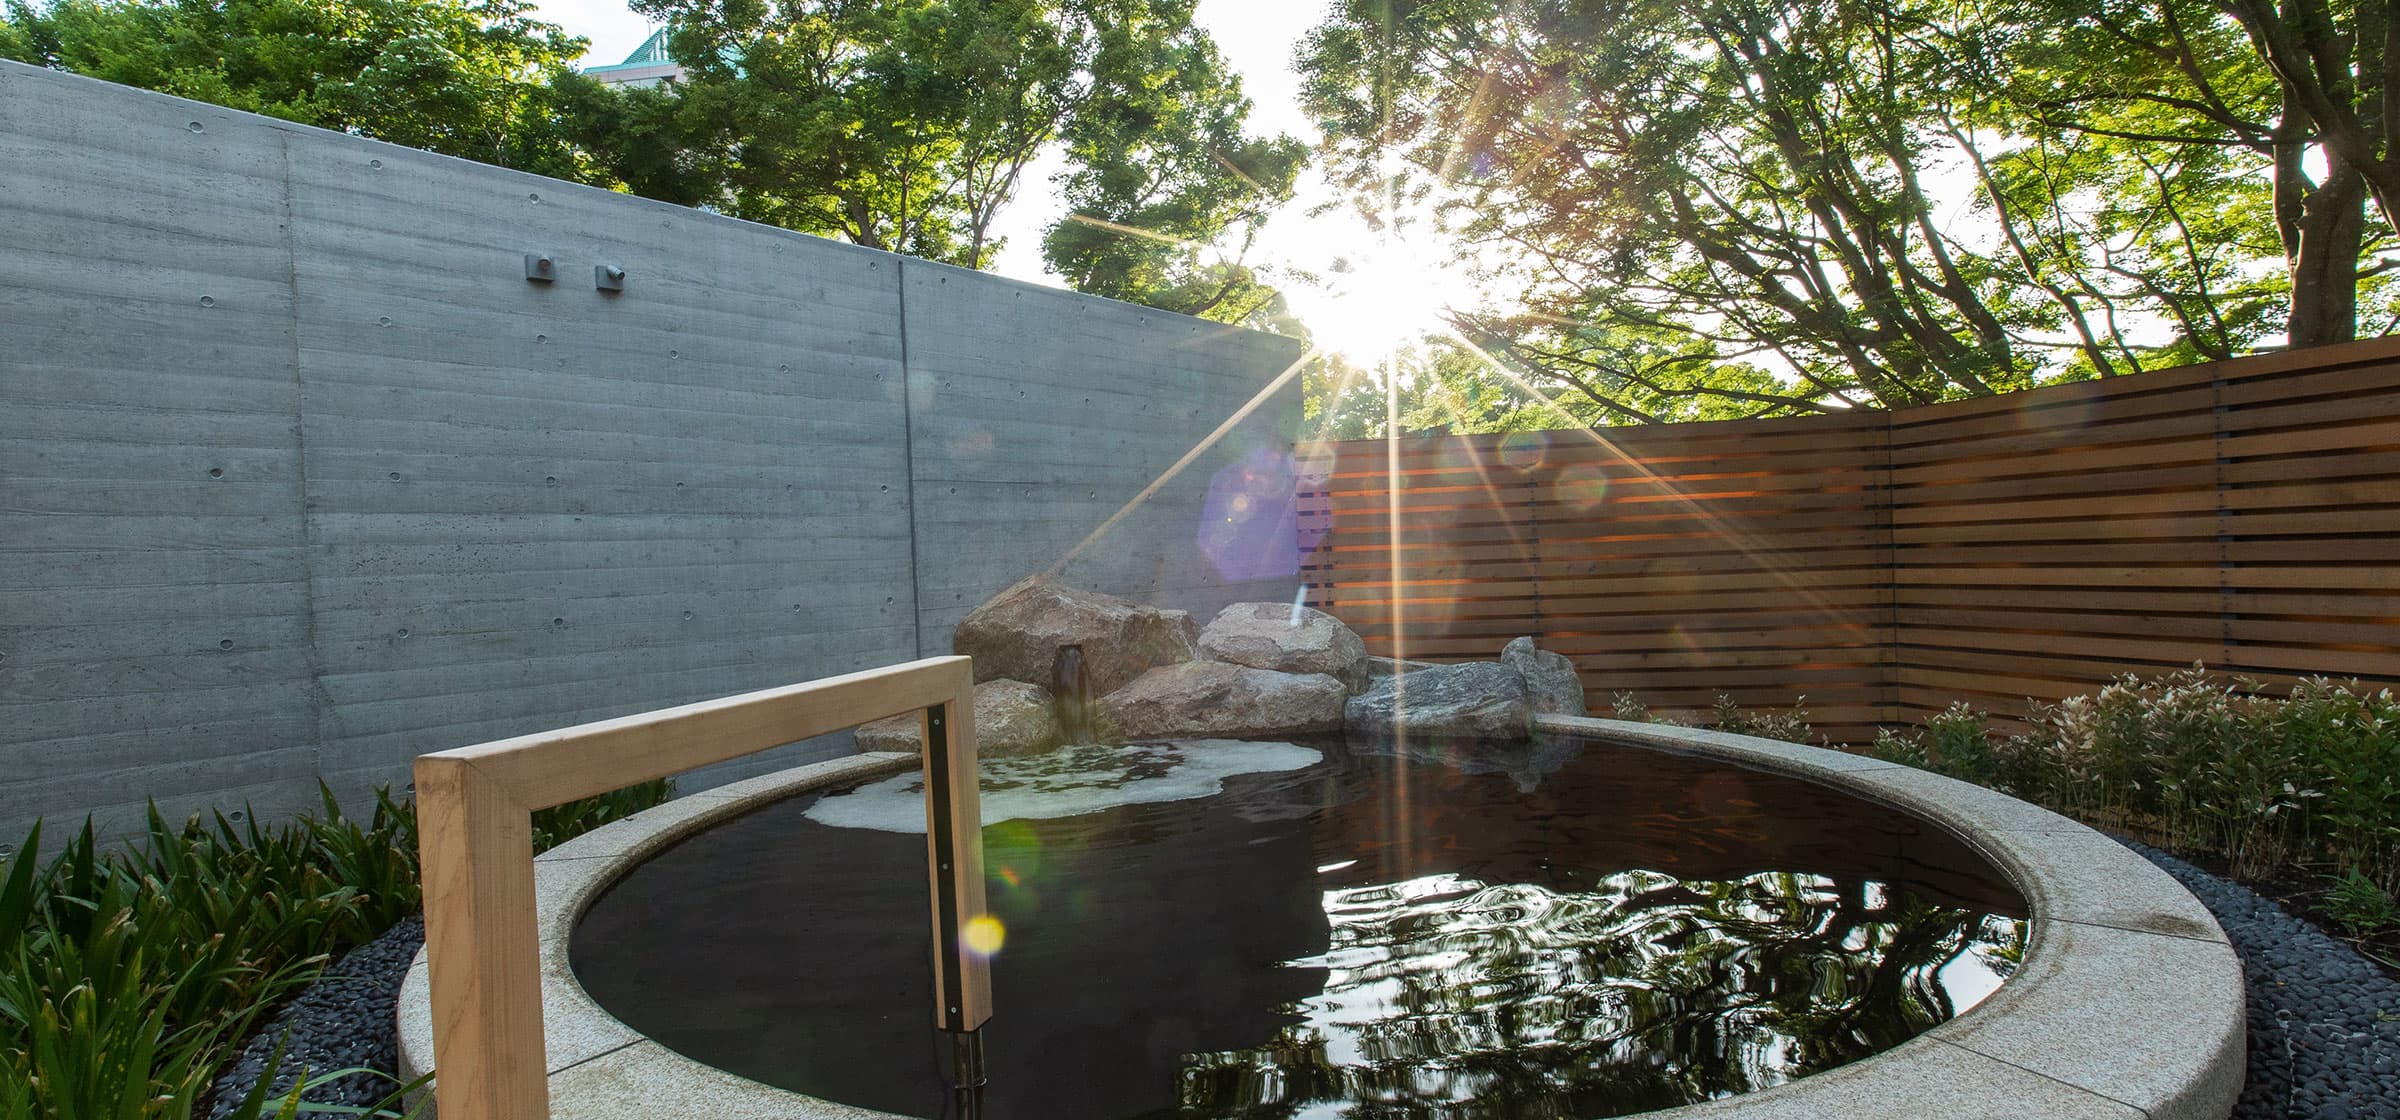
2122, 840, 2400, 1120
207, 849, 2400, 1119
206, 916, 425, 1119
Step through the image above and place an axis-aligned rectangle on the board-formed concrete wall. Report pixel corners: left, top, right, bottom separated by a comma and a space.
0, 61, 1305, 841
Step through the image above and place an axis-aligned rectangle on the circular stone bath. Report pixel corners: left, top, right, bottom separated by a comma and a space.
398, 719, 2245, 1119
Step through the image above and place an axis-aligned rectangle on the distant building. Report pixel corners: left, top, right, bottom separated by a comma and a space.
584, 29, 683, 89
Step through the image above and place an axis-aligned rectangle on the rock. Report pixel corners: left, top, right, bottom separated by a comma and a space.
1365, 655, 1443, 678
1094, 661, 1346, 742
852, 679, 1062, 757
1502, 636, 1586, 715
952, 576, 1198, 697
1198, 602, 1371, 689
1345, 661, 1532, 741
853, 714, 919, 753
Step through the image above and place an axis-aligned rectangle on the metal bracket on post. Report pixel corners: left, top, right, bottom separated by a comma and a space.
921, 695, 991, 1110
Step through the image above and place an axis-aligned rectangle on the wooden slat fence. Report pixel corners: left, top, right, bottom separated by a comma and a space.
1302, 336, 2400, 744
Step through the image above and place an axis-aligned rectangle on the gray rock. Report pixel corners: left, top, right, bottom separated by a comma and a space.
1094, 661, 1346, 742
852, 679, 1061, 757
1199, 602, 1370, 690
951, 576, 1197, 697
1366, 655, 1443, 678
1502, 636, 1586, 715
1345, 661, 1532, 740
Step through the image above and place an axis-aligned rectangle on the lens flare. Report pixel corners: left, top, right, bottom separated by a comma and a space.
1198, 447, 1308, 581
962, 914, 1006, 958
1553, 461, 1611, 511
1497, 429, 1551, 470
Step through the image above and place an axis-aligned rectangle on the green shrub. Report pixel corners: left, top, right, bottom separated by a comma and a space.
1863, 669, 2400, 894
2325, 867, 2399, 938
0, 777, 673, 1120
1709, 693, 1813, 745
0, 798, 417, 1120
531, 779, 672, 854
2285, 680, 2400, 888
1609, 691, 1652, 723
1869, 726, 1930, 768
1622, 668, 2400, 898
1926, 703, 1996, 785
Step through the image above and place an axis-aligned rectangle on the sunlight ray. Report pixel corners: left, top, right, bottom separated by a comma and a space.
1045, 344, 1321, 578
1383, 345, 1415, 878
1207, 147, 1269, 196
1431, 325, 1846, 619
1062, 213, 1211, 250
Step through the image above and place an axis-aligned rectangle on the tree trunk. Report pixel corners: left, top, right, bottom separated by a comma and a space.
2289, 163, 2367, 347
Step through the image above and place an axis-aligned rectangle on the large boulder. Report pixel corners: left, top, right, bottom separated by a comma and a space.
1365, 655, 1443, 678
1094, 662, 1346, 742
1345, 661, 1532, 741
1503, 636, 1586, 716
951, 576, 1198, 697
853, 679, 1062, 757
1198, 602, 1370, 690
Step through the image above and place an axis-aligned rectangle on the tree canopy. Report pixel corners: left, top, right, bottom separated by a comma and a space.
1, 0, 608, 177
1298, 0, 2397, 422
592, 0, 1304, 318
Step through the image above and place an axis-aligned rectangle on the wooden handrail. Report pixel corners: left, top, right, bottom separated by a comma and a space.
414, 655, 990, 1120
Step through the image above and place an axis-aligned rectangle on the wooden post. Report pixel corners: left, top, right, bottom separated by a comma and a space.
414, 756, 546, 1120
921, 696, 993, 1034
413, 655, 981, 1120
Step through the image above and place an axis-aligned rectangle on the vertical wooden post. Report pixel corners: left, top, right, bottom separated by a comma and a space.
415, 756, 546, 1120
920, 672, 992, 1033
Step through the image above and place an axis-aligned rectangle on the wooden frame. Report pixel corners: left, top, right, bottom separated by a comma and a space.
414, 655, 990, 1120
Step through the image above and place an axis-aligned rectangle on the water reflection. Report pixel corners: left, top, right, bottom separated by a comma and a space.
573, 736, 2028, 1119
1178, 870, 2021, 1115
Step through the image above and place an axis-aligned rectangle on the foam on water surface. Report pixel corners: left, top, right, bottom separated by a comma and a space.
802, 740, 1323, 833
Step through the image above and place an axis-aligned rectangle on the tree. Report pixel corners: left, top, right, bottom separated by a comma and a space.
1296, 0, 2332, 421
1039, 5, 1306, 322
2223, 0, 2400, 340
627, 0, 1303, 287
1, 0, 602, 176
1984, 0, 2395, 348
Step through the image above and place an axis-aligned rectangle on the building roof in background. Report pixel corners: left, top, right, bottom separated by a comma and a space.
583, 28, 682, 86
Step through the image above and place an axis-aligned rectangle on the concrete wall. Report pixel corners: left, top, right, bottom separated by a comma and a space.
0, 61, 1305, 841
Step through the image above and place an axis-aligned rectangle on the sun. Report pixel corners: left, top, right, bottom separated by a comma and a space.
1273, 209, 1478, 365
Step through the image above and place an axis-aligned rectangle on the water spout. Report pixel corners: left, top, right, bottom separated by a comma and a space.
1052, 645, 1093, 744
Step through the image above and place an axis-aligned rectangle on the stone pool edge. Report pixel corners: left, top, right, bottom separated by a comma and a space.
1538, 715, 2244, 1120
397, 726, 2245, 1119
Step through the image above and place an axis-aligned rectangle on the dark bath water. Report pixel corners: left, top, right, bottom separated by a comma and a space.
572, 735, 2028, 1118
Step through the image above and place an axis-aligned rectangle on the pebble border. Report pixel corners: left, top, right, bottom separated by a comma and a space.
2122, 840, 2400, 1120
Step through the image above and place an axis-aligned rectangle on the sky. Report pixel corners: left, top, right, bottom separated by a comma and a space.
526, 0, 1473, 361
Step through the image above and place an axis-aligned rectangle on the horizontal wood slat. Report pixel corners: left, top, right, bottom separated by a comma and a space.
1305, 337, 2400, 746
